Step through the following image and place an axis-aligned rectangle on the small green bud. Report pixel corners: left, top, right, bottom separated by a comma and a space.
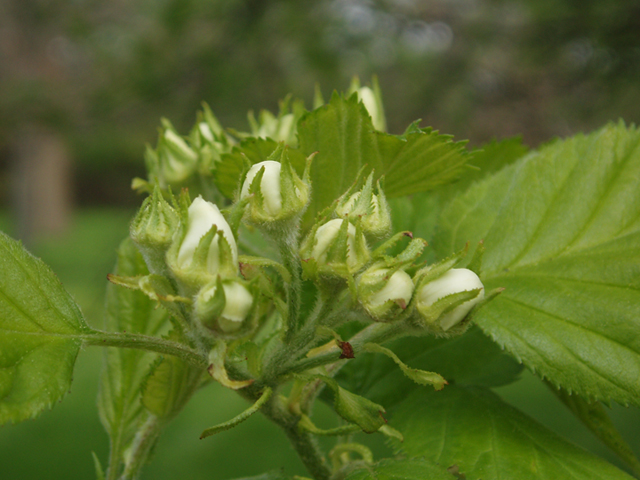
195, 278, 254, 335
130, 186, 179, 275
240, 144, 311, 224
335, 174, 391, 238
167, 196, 238, 292
357, 262, 414, 321
157, 125, 198, 184
300, 218, 370, 275
416, 268, 485, 331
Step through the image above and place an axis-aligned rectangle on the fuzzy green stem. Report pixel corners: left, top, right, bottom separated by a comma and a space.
275, 229, 303, 343
262, 393, 332, 480
83, 331, 208, 369
288, 320, 409, 375
119, 415, 163, 480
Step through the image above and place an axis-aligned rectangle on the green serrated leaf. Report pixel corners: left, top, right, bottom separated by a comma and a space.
298, 93, 469, 229
434, 122, 640, 407
393, 386, 634, 480
343, 457, 456, 480
97, 238, 171, 474
0, 231, 89, 425
333, 326, 522, 409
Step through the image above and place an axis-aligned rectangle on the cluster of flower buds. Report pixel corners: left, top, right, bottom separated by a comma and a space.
163, 194, 255, 337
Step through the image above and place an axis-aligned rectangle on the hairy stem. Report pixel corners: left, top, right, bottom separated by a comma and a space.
83, 331, 209, 369
119, 415, 163, 480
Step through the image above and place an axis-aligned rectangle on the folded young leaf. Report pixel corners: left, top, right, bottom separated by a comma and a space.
434, 122, 640, 407
0, 231, 90, 425
392, 386, 634, 480
343, 457, 456, 480
97, 239, 172, 473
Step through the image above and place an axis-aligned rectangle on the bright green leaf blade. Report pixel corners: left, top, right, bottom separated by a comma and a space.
298, 93, 468, 228
97, 239, 170, 472
434, 122, 640, 406
333, 326, 522, 409
0, 231, 89, 425
343, 457, 456, 480
393, 386, 634, 480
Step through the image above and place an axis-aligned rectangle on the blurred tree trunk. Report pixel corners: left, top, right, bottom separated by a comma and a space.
12, 126, 72, 245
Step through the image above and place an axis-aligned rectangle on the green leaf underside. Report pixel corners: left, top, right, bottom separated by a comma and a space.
0, 231, 88, 425
434, 122, 640, 406
344, 457, 455, 480
97, 239, 171, 469
333, 326, 522, 410
297, 93, 468, 227
141, 350, 204, 419
393, 386, 634, 480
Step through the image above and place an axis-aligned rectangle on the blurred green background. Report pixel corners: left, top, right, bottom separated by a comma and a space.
0, 0, 639, 478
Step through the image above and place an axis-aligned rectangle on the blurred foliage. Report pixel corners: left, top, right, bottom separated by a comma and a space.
1, 0, 639, 205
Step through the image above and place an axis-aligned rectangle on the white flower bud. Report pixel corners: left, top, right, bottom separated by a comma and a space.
357, 86, 386, 132
177, 197, 238, 272
239, 146, 311, 224
167, 197, 239, 294
310, 219, 367, 271
241, 160, 283, 216
196, 280, 254, 333
417, 268, 485, 331
357, 263, 414, 320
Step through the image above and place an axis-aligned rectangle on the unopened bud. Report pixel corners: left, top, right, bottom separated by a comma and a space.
335, 173, 391, 238
167, 196, 238, 292
130, 186, 178, 274
300, 218, 370, 275
417, 268, 484, 331
240, 144, 311, 224
195, 279, 254, 334
357, 262, 414, 321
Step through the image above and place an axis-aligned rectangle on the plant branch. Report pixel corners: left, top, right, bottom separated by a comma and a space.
83, 331, 208, 369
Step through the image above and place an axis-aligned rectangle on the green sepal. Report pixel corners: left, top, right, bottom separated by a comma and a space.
195, 276, 227, 331
200, 386, 272, 439
130, 184, 179, 276
415, 288, 483, 333
106, 273, 190, 326
92, 452, 105, 480
297, 414, 361, 436
302, 374, 387, 433
239, 255, 291, 283
413, 243, 469, 290
207, 341, 253, 390
361, 343, 447, 391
